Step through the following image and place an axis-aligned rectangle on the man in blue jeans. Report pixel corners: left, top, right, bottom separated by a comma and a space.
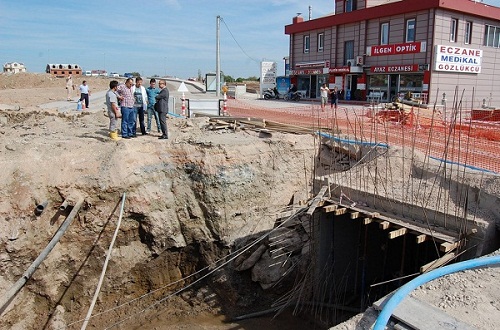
116, 78, 135, 139
145, 78, 161, 133
132, 77, 148, 136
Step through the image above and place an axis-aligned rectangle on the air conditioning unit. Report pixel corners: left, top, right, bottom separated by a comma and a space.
347, 59, 355, 66
356, 55, 364, 65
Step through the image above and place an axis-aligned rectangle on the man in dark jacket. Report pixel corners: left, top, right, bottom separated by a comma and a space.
155, 80, 169, 139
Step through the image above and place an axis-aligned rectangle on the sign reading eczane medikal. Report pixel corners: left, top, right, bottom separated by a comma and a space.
434, 45, 482, 73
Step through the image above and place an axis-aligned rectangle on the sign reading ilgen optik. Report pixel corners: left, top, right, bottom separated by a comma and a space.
434, 45, 482, 73
366, 41, 426, 56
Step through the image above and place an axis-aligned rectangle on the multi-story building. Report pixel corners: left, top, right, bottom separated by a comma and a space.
3, 62, 27, 74
46, 64, 82, 77
284, 0, 500, 108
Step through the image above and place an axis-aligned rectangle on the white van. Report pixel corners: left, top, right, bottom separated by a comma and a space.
84, 71, 92, 76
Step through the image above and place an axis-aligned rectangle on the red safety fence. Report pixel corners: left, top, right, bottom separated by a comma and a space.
226, 99, 500, 174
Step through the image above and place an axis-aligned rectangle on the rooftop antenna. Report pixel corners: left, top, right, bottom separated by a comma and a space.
296, 12, 302, 17
309, 6, 312, 20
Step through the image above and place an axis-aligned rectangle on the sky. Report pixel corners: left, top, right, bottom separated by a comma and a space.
1, 0, 500, 80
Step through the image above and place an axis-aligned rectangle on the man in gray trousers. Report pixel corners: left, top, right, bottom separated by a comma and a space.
155, 80, 169, 140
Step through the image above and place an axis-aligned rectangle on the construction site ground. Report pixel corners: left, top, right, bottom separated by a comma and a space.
0, 73, 499, 330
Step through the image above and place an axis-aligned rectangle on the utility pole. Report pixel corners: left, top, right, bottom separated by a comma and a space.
216, 15, 221, 97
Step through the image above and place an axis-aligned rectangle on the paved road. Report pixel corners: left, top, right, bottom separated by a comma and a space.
38, 78, 214, 114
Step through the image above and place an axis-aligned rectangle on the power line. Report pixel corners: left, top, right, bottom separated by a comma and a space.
220, 17, 260, 64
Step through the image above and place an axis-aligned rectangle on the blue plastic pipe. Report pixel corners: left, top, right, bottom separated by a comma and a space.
374, 255, 500, 330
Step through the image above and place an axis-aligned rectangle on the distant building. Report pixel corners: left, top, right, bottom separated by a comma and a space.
284, 0, 500, 106
46, 64, 82, 77
3, 62, 27, 74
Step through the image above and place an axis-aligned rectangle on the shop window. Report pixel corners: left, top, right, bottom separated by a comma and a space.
450, 18, 458, 42
318, 33, 324, 52
484, 24, 500, 48
345, 0, 357, 12
406, 19, 416, 43
399, 74, 423, 92
381, 23, 389, 45
304, 35, 310, 53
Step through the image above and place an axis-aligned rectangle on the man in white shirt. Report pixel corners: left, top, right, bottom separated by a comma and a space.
131, 77, 148, 136
78, 80, 91, 108
320, 83, 330, 112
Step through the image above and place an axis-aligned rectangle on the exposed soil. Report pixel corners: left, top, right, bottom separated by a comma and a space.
0, 73, 322, 329
0, 73, 499, 330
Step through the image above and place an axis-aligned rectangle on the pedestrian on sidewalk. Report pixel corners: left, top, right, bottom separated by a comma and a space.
330, 86, 339, 110
320, 83, 330, 112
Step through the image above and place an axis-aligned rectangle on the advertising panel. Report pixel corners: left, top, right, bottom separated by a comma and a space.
260, 61, 277, 96
434, 45, 482, 73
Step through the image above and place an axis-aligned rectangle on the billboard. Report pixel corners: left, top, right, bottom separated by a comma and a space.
260, 61, 277, 97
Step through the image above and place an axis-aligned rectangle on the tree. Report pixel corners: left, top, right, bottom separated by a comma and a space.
224, 75, 235, 83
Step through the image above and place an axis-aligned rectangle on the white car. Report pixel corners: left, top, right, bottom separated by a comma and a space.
109, 72, 120, 77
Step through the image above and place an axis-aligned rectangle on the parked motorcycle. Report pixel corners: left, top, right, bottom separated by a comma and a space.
263, 87, 280, 100
284, 91, 301, 102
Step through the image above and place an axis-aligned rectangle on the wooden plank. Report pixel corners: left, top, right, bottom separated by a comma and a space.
440, 241, 460, 253
325, 198, 457, 243
350, 211, 360, 219
334, 208, 347, 216
415, 234, 427, 244
322, 204, 338, 213
379, 221, 390, 230
420, 252, 457, 273
276, 210, 295, 220
306, 186, 328, 216
388, 227, 408, 239
373, 295, 475, 330
363, 217, 373, 225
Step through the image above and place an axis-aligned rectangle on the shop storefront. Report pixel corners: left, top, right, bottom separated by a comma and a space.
367, 64, 428, 102
291, 63, 365, 100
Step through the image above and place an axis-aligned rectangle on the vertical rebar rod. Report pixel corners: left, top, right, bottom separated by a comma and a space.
81, 193, 126, 330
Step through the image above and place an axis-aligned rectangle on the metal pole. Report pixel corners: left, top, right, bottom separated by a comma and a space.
216, 15, 221, 97
81, 193, 126, 330
0, 197, 85, 314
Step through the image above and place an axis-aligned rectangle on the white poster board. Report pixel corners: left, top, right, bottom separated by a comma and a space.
260, 61, 277, 97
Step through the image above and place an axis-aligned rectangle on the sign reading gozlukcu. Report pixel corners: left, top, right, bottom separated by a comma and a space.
434, 45, 482, 73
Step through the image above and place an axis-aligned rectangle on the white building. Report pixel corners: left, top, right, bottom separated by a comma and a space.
3, 62, 27, 74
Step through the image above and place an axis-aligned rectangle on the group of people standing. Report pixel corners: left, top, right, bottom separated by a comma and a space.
106, 77, 169, 141
320, 83, 339, 112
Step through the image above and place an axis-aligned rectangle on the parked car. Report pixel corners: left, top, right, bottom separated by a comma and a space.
109, 72, 120, 77
123, 73, 133, 78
